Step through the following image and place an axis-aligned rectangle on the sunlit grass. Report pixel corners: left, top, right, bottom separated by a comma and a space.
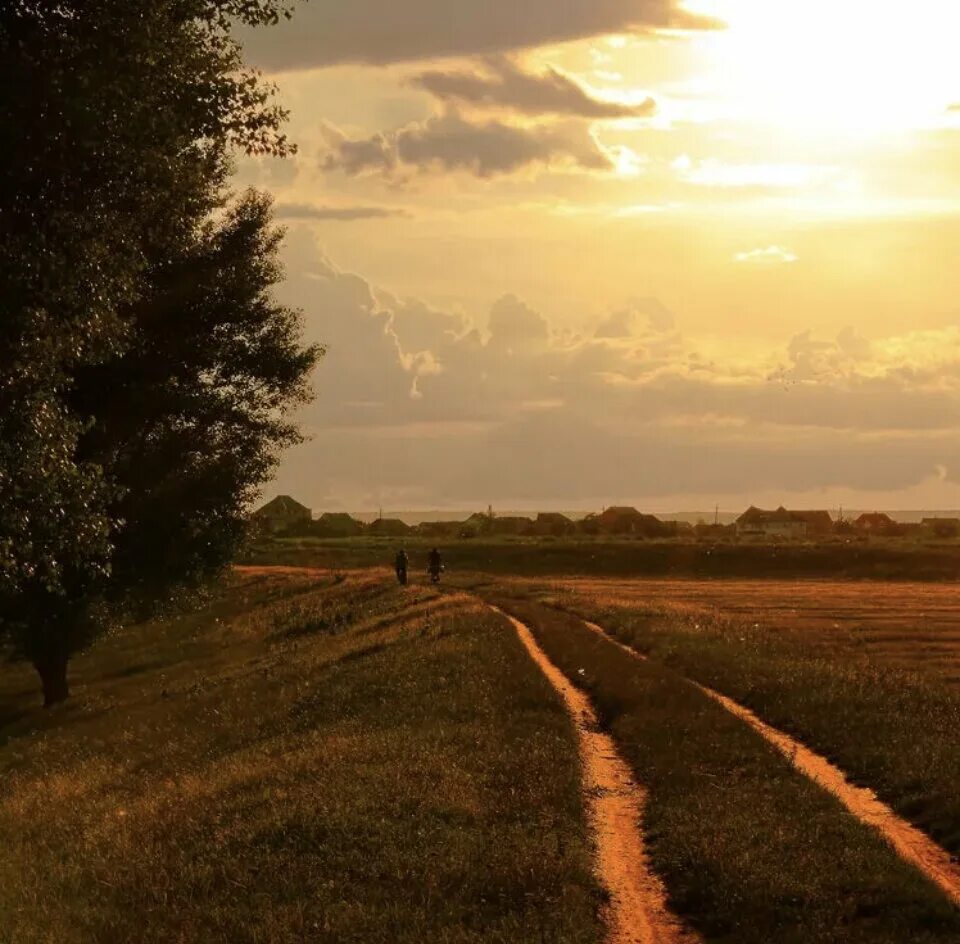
0, 574, 600, 944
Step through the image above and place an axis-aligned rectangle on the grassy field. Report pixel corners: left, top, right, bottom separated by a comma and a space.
530, 577, 960, 857
6, 564, 960, 943
488, 594, 960, 944
243, 535, 960, 581
0, 571, 600, 944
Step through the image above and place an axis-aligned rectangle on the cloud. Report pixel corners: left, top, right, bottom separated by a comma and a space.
240, 1, 723, 71
271, 236, 960, 506
734, 246, 799, 265
411, 56, 656, 119
275, 202, 409, 221
595, 297, 676, 337
322, 111, 614, 179
488, 294, 551, 350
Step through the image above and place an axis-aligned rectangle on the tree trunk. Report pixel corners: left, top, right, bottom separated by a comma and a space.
34, 651, 70, 707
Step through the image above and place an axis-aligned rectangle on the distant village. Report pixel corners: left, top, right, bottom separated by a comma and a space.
252, 496, 960, 542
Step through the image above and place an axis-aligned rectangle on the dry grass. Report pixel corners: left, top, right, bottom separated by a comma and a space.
539, 578, 960, 859
0, 573, 600, 944
492, 594, 960, 944
517, 576, 960, 684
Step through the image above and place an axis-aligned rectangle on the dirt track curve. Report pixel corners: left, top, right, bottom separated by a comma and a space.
496, 608, 700, 944
581, 619, 960, 908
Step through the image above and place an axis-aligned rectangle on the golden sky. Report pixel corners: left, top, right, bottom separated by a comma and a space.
237, 0, 960, 512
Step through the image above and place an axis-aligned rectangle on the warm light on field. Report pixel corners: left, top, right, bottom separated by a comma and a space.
687, 0, 960, 134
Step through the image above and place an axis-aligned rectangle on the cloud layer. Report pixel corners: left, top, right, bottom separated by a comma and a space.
411, 56, 656, 118
322, 111, 613, 178
241, 0, 722, 71
275, 201, 409, 221
274, 233, 960, 507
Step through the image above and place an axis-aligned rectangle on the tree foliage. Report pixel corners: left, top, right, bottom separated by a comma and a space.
0, 0, 321, 704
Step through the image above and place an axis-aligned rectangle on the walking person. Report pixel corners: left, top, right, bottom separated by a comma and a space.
395, 547, 409, 586
427, 547, 443, 584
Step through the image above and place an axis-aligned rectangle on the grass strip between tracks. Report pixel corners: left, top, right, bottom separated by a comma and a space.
494, 597, 960, 944
559, 595, 960, 860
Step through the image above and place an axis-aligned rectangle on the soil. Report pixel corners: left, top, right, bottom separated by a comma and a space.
498, 609, 700, 944
582, 619, 960, 908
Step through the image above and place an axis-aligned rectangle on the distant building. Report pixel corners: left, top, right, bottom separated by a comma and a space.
251, 495, 312, 534
736, 506, 832, 539
417, 520, 463, 538
367, 518, 412, 537
488, 516, 533, 536
530, 512, 576, 537
854, 513, 897, 534
314, 513, 365, 537
922, 517, 960, 539
596, 506, 669, 537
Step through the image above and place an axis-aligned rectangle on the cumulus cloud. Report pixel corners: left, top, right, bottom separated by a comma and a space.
595, 297, 676, 337
322, 111, 614, 179
272, 236, 960, 506
411, 56, 656, 119
240, 0, 723, 71
734, 246, 799, 265
275, 201, 409, 221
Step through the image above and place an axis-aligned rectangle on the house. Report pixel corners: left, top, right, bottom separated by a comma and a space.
367, 517, 411, 537
736, 506, 832, 539
314, 513, 365, 537
854, 513, 897, 534
251, 495, 312, 534
922, 518, 960, 539
529, 512, 576, 537
596, 506, 669, 537
791, 510, 834, 536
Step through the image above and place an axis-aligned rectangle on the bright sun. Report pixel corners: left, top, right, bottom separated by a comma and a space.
686, 0, 960, 135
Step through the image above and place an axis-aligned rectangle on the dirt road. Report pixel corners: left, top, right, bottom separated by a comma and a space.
496, 608, 699, 944
582, 619, 960, 908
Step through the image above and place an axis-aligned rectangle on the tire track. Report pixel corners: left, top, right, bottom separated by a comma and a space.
493, 608, 700, 944
581, 618, 960, 908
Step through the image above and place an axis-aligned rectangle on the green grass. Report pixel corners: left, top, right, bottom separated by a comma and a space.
492, 595, 960, 944
555, 592, 960, 859
243, 535, 960, 581
0, 573, 600, 944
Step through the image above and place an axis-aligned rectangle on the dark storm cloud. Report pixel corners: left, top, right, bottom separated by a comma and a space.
239, 0, 723, 71
275, 201, 410, 221
411, 56, 657, 119
322, 111, 613, 178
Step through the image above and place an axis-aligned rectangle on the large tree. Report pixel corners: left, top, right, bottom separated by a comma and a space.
0, 0, 321, 705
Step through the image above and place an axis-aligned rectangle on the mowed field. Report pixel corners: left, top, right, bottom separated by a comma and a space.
4, 567, 960, 942
520, 577, 960, 683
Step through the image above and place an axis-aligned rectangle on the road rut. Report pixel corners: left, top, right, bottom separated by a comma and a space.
582, 619, 960, 908
496, 609, 699, 944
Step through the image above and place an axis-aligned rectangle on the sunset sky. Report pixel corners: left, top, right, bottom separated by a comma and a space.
236, 0, 960, 512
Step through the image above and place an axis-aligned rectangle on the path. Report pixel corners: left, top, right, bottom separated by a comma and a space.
494, 608, 700, 944
581, 619, 960, 908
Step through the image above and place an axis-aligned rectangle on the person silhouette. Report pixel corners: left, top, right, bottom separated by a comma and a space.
427, 547, 443, 583
395, 548, 409, 586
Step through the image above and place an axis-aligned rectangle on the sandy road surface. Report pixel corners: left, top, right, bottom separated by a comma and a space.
582, 619, 960, 908
496, 609, 699, 944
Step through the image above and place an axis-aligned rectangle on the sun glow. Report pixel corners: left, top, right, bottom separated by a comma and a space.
685, 0, 960, 135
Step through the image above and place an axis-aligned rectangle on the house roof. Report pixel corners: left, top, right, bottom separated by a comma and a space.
855, 513, 895, 526
536, 513, 573, 523
254, 495, 311, 517
318, 513, 361, 525
737, 506, 831, 526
